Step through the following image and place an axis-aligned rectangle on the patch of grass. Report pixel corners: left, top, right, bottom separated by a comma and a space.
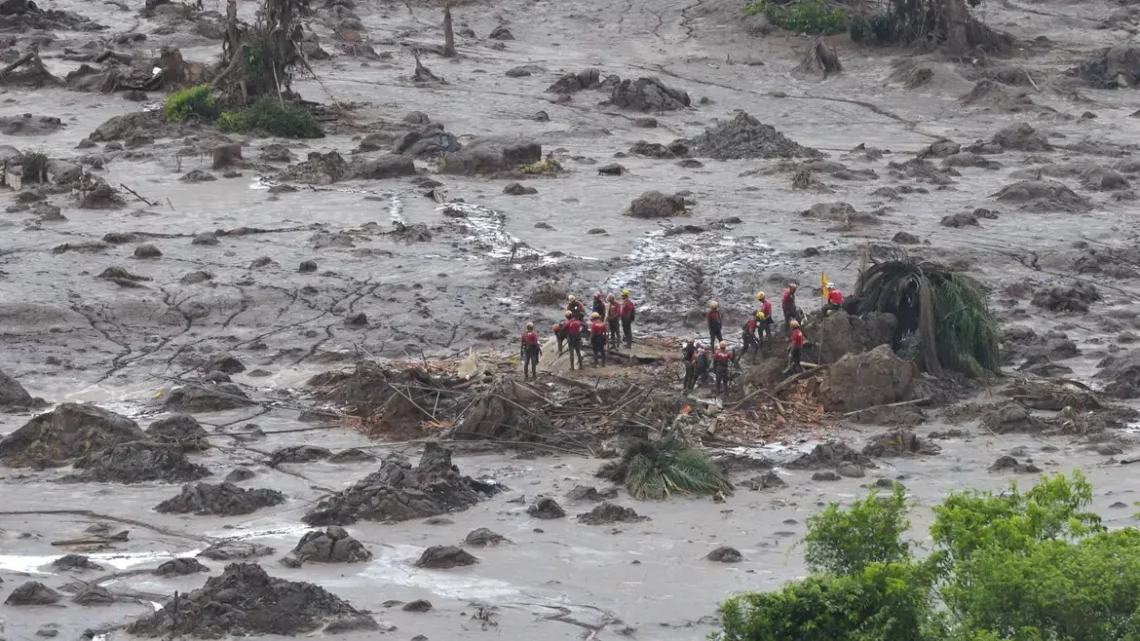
164, 84, 218, 123
605, 433, 732, 501
519, 157, 563, 175
745, 0, 849, 35
216, 98, 324, 139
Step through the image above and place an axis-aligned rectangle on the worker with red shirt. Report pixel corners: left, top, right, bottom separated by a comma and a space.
789, 320, 805, 373
519, 322, 541, 380
713, 340, 734, 395
681, 338, 698, 392
756, 292, 774, 342
742, 312, 762, 363
567, 294, 586, 321
606, 293, 622, 350
826, 282, 844, 312
707, 300, 723, 346
620, 289, 636, 348
565, 313, 585, 370
589, 312, 608, 367
552, 311, 571, 355
782, 283, 802, 337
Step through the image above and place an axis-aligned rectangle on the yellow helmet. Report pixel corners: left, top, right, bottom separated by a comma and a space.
756, 292, 766, 300
526, 322, 534, 330
710, 300, 719, 309
719, 341, 728, 349
621, 289, 630, 297
791, 320, 800, 329
756, 311, 765, 320
591, 312, 601, 319
568, 295, 576, 302
564, 310, 572, 318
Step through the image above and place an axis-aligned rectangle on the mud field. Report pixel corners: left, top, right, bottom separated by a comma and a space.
3, 0, 1140, 637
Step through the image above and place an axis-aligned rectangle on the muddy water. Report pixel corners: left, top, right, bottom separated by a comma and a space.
4, 0, 1140, 636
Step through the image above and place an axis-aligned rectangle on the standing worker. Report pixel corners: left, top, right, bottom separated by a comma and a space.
707, 300, 723, 346
589, 312, 608, 367
742, 313, 761, 363
694, 341, 710, 389
567, 295, 586, 321
789, 320, 805, 374
826, 282, 844, 312
620, 289, 636, 349
681, 338, 697, 392
607, 293, 622, 350
592, 292, 606, 318
566, 313, 585, 370
782, 284, 801, 336
553, 311, 571, 355
756, 292, 774, 343
713, 340, 733, 396
520, 322, 541, 380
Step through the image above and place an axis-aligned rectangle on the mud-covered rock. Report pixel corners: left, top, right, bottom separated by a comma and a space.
1031, 282, 1100, 313
504, 181, 538, 195
328, 448, 376, 463
1096, 349, 1140, 399
0, 403, 145, 468
546, 68, 604, 94
837, 462, 866, 478
819, 345, 917, 412
225, 467, 255, 482
788, 442, 873, 470
290, 526, 372, 564
416, 545, 477, 568
279, 151, 351, 185
981, 402, 1047, 434
598, 163, 626, 176
164, 383, 255, 412
527, 496, 566, 519
204, 353, 245, 375
154, 558, 209, 576
577, 502, 648, 525
464, 527, 508, 547
814, 310, 897, 364
606, 77, 690, 111
5, 581, 61, 605
993, 180, 1091, 213
303, 443, 499, 525
0, 368, 39, 410
1073, 45, 1140, 89
941, 211, 979, 228
629, 190, 686, 218
990, 123, 1052, 152
862, 430, 940, 457
146, 414, 210, 451
565, 485, 617, 501
812, 470, 841, 481
803, 201, 881, 226
439, 139, 541, 176
403, 599, 433, 612
683, 112, 821, 160
51, 554, 103, 572
706, 546, 743, 562
66, 441, 210, 484
156, 482, 285, 516
73, 585, 115, 605
128, 562, 376, 637
197, 541, 275, 561
488, 24, 513, 40
989, 455, 1041, 474
740, 471, 786, 491
351, 155, 416, 180
629, 140, 676, 158
269, 445, 332, 466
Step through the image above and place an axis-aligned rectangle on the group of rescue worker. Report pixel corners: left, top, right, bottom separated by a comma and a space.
520, 280, 847, 395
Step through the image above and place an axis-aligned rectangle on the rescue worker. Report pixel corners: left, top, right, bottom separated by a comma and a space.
713, 340, 733, 396
567, 294, 586, 321
592, 292, 606, 318
590, 312, 608, 367
607, 293, 622, 350
566, 312, 585, 370
707, 300, 723, 346
789, 319, 805, 374
782, 284, 802, 337
620, 289, 636, 348
520, 322, 541, 380
756, 292, 774, 342
742, 312, 761, 363
681, 338, 697, 391
694, 341, 710, 388
826, 282, 844, 312
553, 310, 571, 355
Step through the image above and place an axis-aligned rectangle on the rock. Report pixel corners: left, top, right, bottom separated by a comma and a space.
527, 496, 566, 519
298, 260, 318, 273
212, 143, 242, 170
924, 140, 961, 157
156, 482, 285, 516
328, 448, 376, 463
577, 502, 648, 525
941, 211, 979, 228
192, 232, 219, 246
629, 190, 686, 218
607, 77, 690, 111
197, 541, 275, 561
36, 627, 60, 638
836, 462, 866, 478
633, 117, 658, 128
0, 114, 63, 136
279, 151, 351, 185
403, 111, 431, 125
546, 68, 604, 94
981, 402, 1047, 433
788, 442, 874, 470
629, 140, 675, 158
165, 383, 255, 412
133, 243, 162, 258
154, 558, 209, 576
803, 201, 880, 226
993, 180, 1091, 213
225, 467, 255, 482
706, 546, 742, 563
416, 545, 478, 568
862, 430, 940, 457
73, 585, 115, 606
5, 581, 61, 605
127, 563, 376, 637
269, 445, 331, 465
464, 527, 508, 547
260, 144, 294, 163
145, 414, 212, 451
291, 527, 373, 563
565, 485, 617, 501
989, 455, 1041, 474
351, 155, 416, 180
205, 353, 245, 374
813, 309, 897, 365
740, 471, 786, 490
819, 345, 916, 412
0, 368, 38, 410
990, 123, 1052, 152
181, 169, 216, 183
504, 182, 538, 195
1031, 282, 1100, 313
0, 403, 145, 467
66, 441, 210, 484
488, 25, 513, 40
51, 554, 103, 572
812, 471, 841, 481
587, 228, 606, 235
439, 139, 541, 176
1095, 349, 1140, 398
678, 158, 704, 168
683, 112, 820, 160
505, 65, 542, 77
1081, 167, 1129, 191
403, 599, 433, 612
303, 443, 500, 525
892, 231, 920, 244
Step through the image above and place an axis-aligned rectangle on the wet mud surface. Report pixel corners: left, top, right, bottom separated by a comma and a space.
3, 0, 1140, 637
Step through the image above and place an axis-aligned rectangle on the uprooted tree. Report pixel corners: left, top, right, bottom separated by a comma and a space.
214, 0, 309, 103
848, 0, 1012, 53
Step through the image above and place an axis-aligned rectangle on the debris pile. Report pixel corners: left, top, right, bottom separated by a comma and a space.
683, 112, 822, 160
289, 527, 372, 563
146, 414, 211, 451
861, 430, 940, 457
1096, 350, 1140, 399
527, 496, 566, 519
0, 403, 145, 468
155, 482, 285, 515
577, 502, 648, 525
0, 368, 42, 410
5, 581, 61, 606
818, 345, 917, 412
629, 191, 687, 218
606, 77, 690, 111
464, 528, 508, 547
127, 563, 377, 637
416, 545, 478, 568
302, 443, 499, 525
66, 441, 211, 484
164, 382, 256, 412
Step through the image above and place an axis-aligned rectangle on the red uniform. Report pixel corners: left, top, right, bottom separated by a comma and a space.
761, 300, 772, 318
713, 350, 732, 364
608, 300, 623, 320
782, 290, 795, 307
590, 320, 607, 336
621, 299, 635, 319
567, 319, 583, 337
707, 310, 722, 324
828, 289, 844, 306
521, 331, 539, 347
521, 330, 540, 379
791, 329, 805, 349
745, 319, 757, 333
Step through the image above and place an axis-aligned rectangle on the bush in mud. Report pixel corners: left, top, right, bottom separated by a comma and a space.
164, 84, 219, 123
17, 150, 48, 183
216, 98, 324, 139
848, 12, 898, 45
745, 0, 849, 36
715, 472, 1140, 641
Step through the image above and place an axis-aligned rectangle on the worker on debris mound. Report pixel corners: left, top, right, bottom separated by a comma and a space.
742, 312, 762, 363
782, 283, 803, 337
789, 319, 805, 374
565, 312, 585, 370
713, 340, 733, 395
682, 338, 698, 392
592, 292, 606, 318
520, 322, 541, 380
694, 341, 710, 388
553, 311, 571, 356
567, 294, 586, 321
825, 282, 844, 312
621, 289, 636, 349
607, 293, 622, 350
756, 292, 773, 342
707, 300, 723, 346
590, 312, 608, 367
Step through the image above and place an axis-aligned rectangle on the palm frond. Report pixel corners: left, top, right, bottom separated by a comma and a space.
619, 439, 732, 501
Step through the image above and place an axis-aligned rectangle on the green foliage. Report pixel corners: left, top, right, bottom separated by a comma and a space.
18, 150, 48, 182
216, 98, 324, 139
164, 84, 218, 123
745, 0, 848, 36
618, 434, 732, 501
848, 12, 898, 45
804, 484, 911, 575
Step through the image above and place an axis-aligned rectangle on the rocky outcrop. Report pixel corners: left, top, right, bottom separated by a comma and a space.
146, 414, 211, 451
819, 345, 917, 412
0, 403, 145, 468
5, 581, 61, 605
155, 482, 285, 515
439, 139, 541, 176
606, 77, 690, 111
0, 368, 40, 410
577, 502, 648, 525
415, 545, 477, 569
65, 441, 211, 484
289, 527, 372, 563
629, 191, 686, 218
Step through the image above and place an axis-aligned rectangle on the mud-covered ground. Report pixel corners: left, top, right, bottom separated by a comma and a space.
3, 0, 1140, 636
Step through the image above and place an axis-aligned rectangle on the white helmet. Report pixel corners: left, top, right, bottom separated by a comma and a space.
826, 283, 836, 290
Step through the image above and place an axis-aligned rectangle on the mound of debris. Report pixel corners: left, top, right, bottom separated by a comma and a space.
278, 151, 351, 185
0, 368, 42, 410
959, 80, 1035, 113
683, 112, 821, 160
630, 191, 686, 218
464, 528, 508, 547
52, 554, 103, 572
0, 403, 145, 468
269, 445, 331, 466
527, 496, 566, 519
981, 402, 1047, 433
862, 430, 940, 457
990, 455, 1041, 474
989, 123, 1052, 152
546, 68, 610, 94
1000, 378, 1101, 411
439, 139, 541, 176
802, 201, 881, 227
198, 541, 275, 561
1072, 46, 1140, 89
706, 546, 743, 563
811, 310, 898, 365
127, 563, 377, 637
164, 383, 255, 412
992, 180, 1091, 213
1031, 282, 1100, 313
452, 378, 548, 441
289, 527, 372, 564
146, 414, 210, 451
1096, 350, 1140, 399
5, 581, 60, 606
566, 485, 618, 501
303, 443, 498, 525
577, 502, 648, 525
66, 441, 210, 484
606, 77, 690, 111
787, 442, 873, 470
155, 558, 209, 576
819, 345, 917, 412
155, 482, 285, 516
416, 545, 477, 569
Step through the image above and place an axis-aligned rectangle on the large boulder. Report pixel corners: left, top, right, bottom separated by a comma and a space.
439, 139, 541, 176
0, 403, 145, 467
629, 191, 686, 218
0, 368, 39, 410
155, 482, 285, 515
66, 441, 211, 484
815, 310, 898, 364
607, 77, 690, 111
819, 345, 917, 412
350, 155, 416, 180
1095, 349, 1140, 399
290, 526, 372, 563
146, 414, 210, 451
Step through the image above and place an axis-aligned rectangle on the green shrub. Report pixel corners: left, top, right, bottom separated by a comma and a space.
164, 84, 218, 123
745, 0, 849, 35
848, 12, 898, 45
804, 484, 911, 575
17, 150, 49, 182
216, 98, 324, 139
